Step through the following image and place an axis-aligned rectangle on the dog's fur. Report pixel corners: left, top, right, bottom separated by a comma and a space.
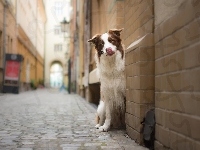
88, 29, 126, 132
95, 100, 105, 129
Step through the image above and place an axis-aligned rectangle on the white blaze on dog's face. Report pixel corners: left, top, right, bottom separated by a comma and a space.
101, 33, 116, 56
88, 29, 124, 59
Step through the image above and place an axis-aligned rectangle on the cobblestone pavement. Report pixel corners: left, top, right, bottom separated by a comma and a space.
0, 89, 148, 150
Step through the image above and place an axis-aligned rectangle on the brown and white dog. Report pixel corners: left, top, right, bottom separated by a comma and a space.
88, 29, 126, 132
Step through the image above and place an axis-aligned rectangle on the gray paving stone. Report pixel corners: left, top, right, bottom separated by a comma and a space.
0, 89, 148, 150
62, 147, 79, 150
39, 134, 57, 139
16, 148, 33, 150
84, 142, 103, 147
20, 135, 38, 140
21, 141, 35, 145
61, 143, 82, 147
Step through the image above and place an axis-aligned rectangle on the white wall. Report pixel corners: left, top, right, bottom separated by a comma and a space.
44, 0, 71, 87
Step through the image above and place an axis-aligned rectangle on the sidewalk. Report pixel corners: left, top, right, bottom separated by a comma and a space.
0, 89, 148, 150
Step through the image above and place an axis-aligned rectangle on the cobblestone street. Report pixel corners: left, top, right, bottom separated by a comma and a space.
0, 89, 147, 150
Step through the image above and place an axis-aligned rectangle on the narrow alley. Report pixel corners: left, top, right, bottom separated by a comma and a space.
0, 89, 147, 150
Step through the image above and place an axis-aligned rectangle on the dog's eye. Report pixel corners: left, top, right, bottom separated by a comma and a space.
98, 42, 103, 46
109, 38, 115, 43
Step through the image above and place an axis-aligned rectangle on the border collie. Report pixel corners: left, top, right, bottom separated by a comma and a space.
88, 29, 126, 132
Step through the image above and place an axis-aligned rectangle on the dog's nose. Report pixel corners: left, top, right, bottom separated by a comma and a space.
106, 47, 112, 53
106, 47, 115, 56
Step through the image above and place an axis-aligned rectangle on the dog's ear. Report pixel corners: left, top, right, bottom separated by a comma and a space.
88, 34, 101, 45
108, 28, 123, 37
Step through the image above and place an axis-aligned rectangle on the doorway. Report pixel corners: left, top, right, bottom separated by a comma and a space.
50, 62, 63, 88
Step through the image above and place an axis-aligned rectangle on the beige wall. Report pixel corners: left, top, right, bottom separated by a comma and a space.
154, 0, 187, 26
17, 0, 46, 58
154, 0, 200, 149
0, 0, 17, 65
17, 0, 37, 49
17, 0, 46, 50
17, 0, 46, 90
77, 0, 84, 95
124, 0, 155, 144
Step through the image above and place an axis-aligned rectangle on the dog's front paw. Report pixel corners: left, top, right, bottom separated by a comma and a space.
95, 124, 101, 129
99, 125, 109, 132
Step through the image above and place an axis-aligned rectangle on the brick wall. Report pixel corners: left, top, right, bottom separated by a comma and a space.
124, 0, 154, 144
154, 0, 200, 149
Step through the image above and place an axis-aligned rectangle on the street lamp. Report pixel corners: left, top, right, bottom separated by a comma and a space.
60, 17, 69, 33
60, 17, 71, 94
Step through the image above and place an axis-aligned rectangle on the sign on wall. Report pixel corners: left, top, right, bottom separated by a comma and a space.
3, 54, 23, 94
5, 60, 20, 81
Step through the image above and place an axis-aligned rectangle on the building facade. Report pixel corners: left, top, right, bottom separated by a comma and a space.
69, 0, 91, 96
16, 0, 46, 91
0, 0, 17, 92
0, 0, 46, 92
44, 0, 71, 89
70, 0, 200, 149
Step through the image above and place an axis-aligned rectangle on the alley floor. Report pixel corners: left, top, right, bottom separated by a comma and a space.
0, 89, 147, 150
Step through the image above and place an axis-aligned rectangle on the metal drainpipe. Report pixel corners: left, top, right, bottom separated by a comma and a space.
68, 58, 71, 94
35, 0, 38, 83
2, 0, 8, 89
43, 17, 46, 87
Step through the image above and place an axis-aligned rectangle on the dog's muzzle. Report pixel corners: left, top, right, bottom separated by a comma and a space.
106, 48, 115, 56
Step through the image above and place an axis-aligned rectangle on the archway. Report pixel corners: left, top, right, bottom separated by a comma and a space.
50, 62, 63, 88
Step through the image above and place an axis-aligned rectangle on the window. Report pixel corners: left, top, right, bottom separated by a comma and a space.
54, 2, 63, 15
54, 26, 61, 35
54, 44, 62, 51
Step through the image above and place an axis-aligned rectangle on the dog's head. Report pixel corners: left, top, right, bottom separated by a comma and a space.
88, 29, 124, 59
